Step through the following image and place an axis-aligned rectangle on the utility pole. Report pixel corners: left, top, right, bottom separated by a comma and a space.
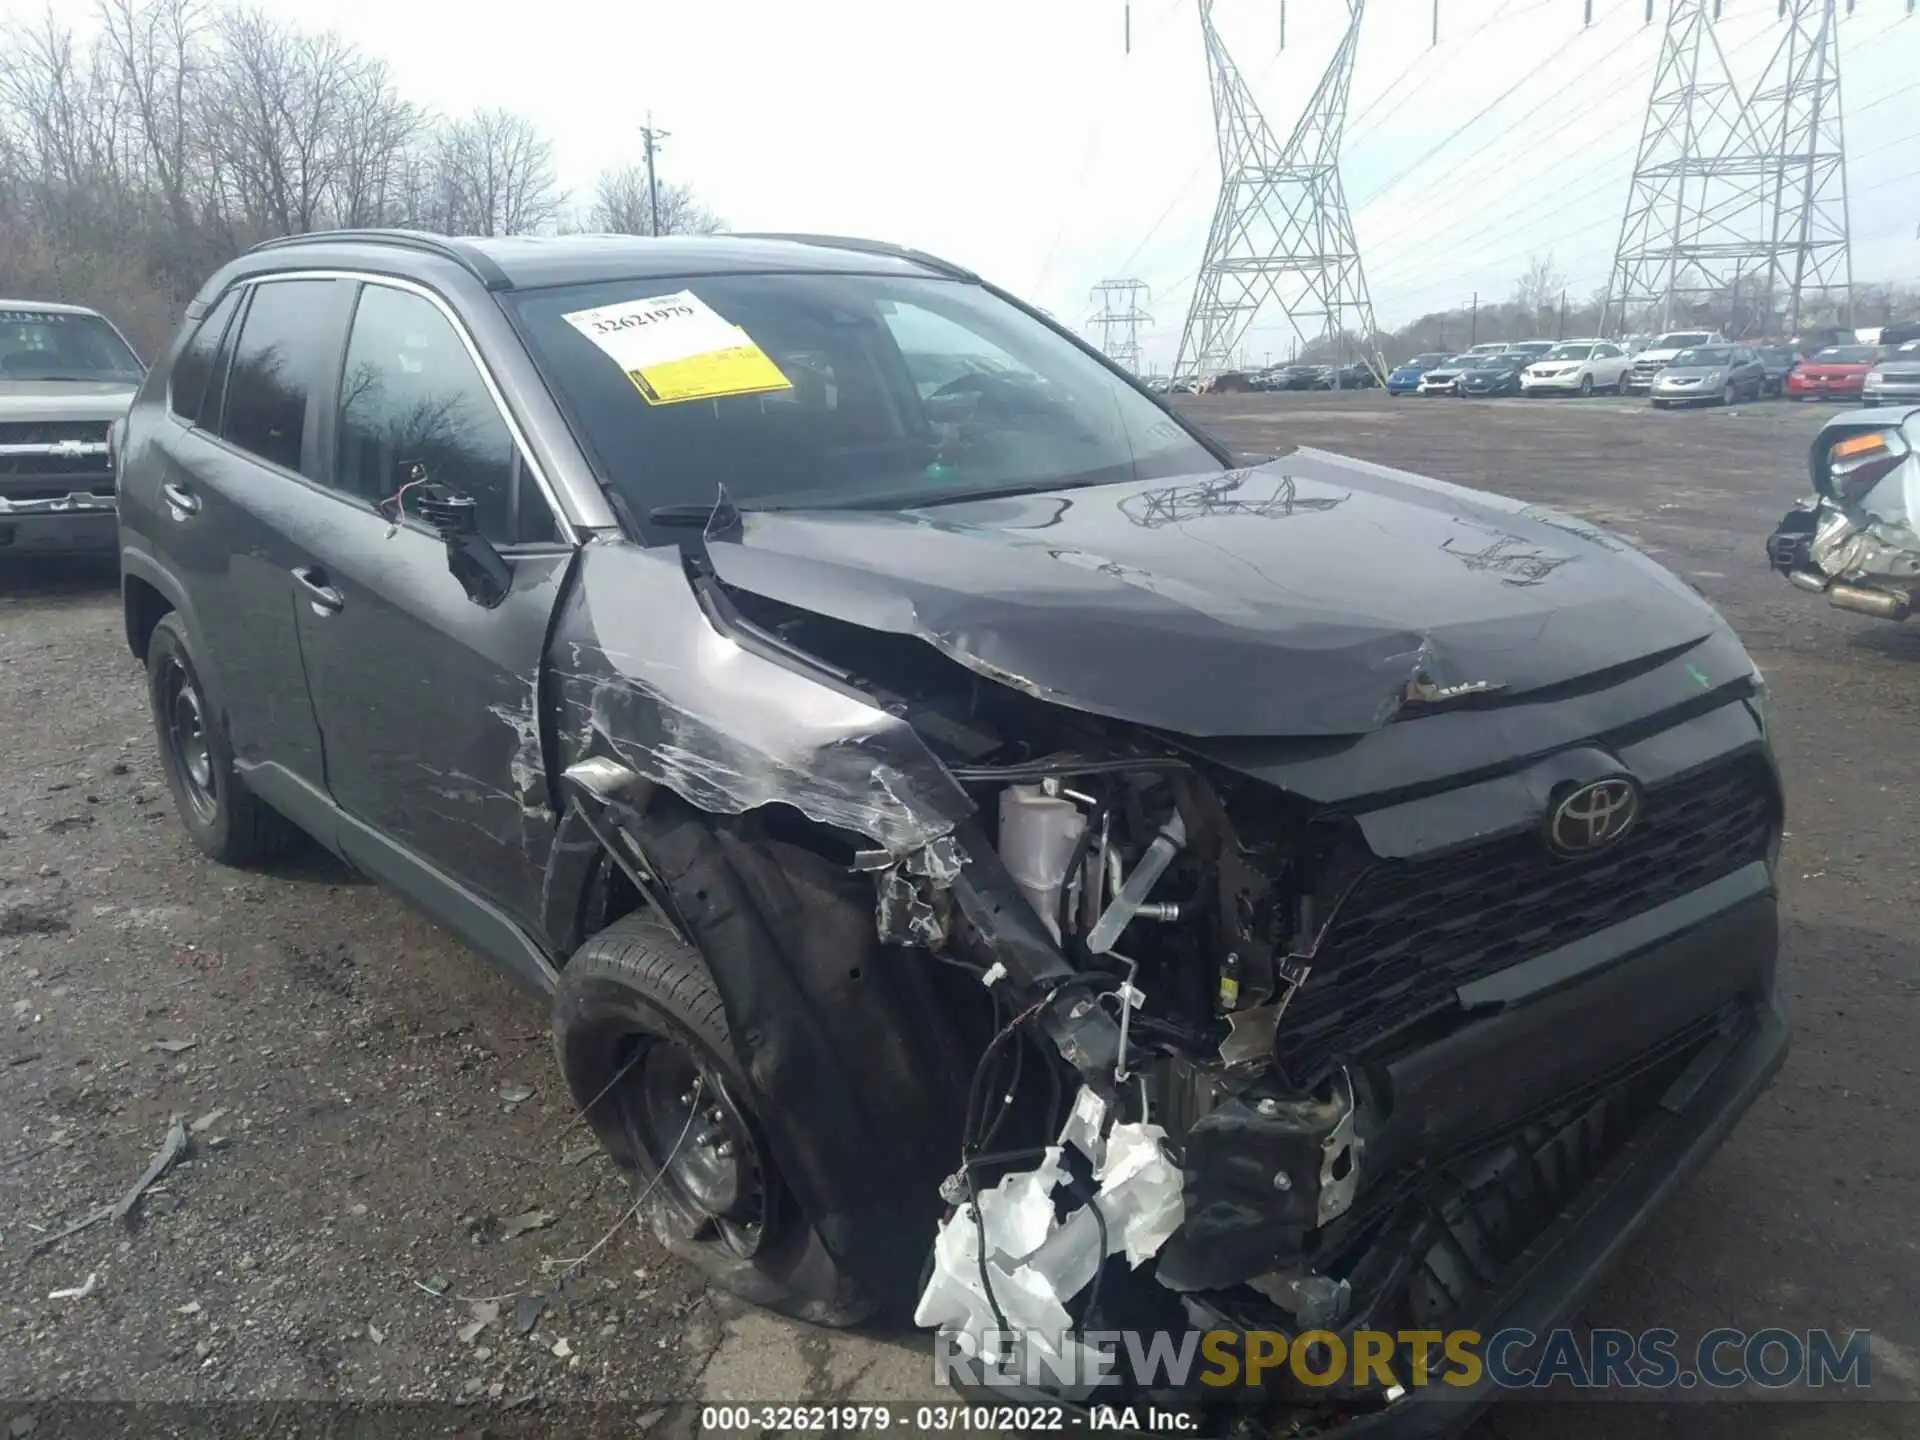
1172, 0, 1384, 386
1088, 280, 1154, 374
639, 116, 670, 237
1469, 292, 1478, 346
1558, 290, 1567, 339
1602, 0, 1850, 339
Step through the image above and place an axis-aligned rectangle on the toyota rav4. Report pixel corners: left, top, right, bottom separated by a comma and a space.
117, 230, 1787, 1435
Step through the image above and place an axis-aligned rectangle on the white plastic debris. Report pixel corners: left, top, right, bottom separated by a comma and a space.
915, 1087, 1185, 1377
48, 1272, 98, 1301
1058, 1086, 1109, 1166
1092, 1121, 1185, 1268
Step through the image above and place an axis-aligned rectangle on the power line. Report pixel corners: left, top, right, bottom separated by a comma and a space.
1172, 0, 1384, 381
1604, 0, 1850, 336
1088, 279, 1154, 373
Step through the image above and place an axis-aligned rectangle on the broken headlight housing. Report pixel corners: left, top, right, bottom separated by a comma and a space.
1819, 426, 1910, 504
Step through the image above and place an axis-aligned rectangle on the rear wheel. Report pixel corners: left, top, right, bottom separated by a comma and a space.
553, 914, 873, 1326
146, 614, 295, 865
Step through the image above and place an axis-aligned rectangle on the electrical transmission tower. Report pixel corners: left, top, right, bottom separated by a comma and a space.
1172, 0, 1383, 385
1603, 0, 1850, 339
1088, 279, 1153, 374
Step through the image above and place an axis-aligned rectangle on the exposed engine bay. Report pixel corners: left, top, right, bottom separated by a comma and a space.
692, 569, 1780, 1419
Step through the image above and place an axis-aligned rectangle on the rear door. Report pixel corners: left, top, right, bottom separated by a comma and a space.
130, 278, 349, 791
287, 278, 575, 928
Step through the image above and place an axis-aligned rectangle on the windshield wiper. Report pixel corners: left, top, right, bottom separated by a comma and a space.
648, 500, 753, 528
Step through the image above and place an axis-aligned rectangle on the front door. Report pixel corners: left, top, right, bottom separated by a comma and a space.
286, 279, 575, 928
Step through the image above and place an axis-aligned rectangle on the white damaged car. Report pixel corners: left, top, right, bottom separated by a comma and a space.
1768, 404, 1920, 620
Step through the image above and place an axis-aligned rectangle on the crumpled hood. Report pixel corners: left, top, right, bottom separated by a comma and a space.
706, 453, 1725, 739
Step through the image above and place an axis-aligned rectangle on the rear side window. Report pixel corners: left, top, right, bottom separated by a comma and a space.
169, 289, 241, 424
220, 279, 339, 475
335, 283, 556, 546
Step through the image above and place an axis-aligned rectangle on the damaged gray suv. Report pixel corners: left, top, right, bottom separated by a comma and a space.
118, 231, 1786, 1432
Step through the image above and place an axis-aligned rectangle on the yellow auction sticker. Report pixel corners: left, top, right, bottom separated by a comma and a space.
562, 292, 792, 406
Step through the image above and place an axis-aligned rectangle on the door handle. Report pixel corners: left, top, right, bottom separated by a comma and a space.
291, 566, 344, 615
161, 482, 200, 516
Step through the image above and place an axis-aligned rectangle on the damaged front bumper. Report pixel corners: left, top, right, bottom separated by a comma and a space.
932, 865, 1785, 1434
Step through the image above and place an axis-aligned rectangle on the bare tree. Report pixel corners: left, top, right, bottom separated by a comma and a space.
584, 162, 720, 236
428, 108, 558, 237
1512, 253, 1566, 315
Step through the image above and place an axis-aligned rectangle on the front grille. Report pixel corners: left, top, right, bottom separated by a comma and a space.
1273, 754, 1777, 1089
0, 420, 107, 446
1633, 359, 1661, 373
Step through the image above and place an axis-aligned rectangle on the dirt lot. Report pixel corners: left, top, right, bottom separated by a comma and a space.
3, 390, 1917, 1436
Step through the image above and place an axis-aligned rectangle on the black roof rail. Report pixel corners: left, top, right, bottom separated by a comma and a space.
730, 232, 976, 281
244, 229, 513, 290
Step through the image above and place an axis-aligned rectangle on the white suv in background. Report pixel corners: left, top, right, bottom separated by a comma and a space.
1521, 339, 1633, 397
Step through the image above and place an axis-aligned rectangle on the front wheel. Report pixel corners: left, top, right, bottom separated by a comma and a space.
1579, 374, 1594, 397
1722, 382, 1737, 407
1651, 398, 1670, 409
553, 914, 874, 1326
1618, 372, 1632, 395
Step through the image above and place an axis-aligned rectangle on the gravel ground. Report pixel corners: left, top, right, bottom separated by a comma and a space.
1, 390, 1915, 1437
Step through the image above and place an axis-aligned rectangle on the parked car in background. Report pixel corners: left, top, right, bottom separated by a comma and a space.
1503, 341, 1556, 363
1521, 339, 1632, 397
1864, 340, 1920, 408
1788, 326, 1850, 356
1464, 342, 1509, 356
1330, 362, 1378, 390
1386, 352, 1450, 395
1786, 344, 1882, 403
0, 299, 145, 558
1626, 330, 1724, 393
1202, 370, 1258, 394
1621, 334, 1655, 356
1259, 364, 1320, 391
1417, 354, 1475, 394
1648, 344, 1767, 408
1457, 353, 1528, 397
1756, 346, 1799, 397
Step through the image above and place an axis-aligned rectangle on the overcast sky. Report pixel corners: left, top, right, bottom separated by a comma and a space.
20, 0, 1919, 367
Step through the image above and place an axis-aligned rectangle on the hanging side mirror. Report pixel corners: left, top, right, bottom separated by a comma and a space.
415, 483, 512, 609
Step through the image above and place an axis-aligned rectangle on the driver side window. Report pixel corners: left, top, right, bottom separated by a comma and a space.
334, 283, 556, 546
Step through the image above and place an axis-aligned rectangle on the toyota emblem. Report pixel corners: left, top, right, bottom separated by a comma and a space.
1546, 778, 1640, 856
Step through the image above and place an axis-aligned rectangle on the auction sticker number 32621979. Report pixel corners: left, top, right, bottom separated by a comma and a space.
560, 290, 793, 407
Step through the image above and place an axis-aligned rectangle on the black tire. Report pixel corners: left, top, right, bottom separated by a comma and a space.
146, 613, 295, 865
1618, 371, 1632, 395
1721, 382, 1737, 407
1579, 374, 1594, 397
553, 913, 872, 1326
1651, 398, 1669, 409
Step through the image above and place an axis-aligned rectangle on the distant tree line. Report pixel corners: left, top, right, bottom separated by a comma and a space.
1292, 252, 1916, 368
0, 0, 721, 357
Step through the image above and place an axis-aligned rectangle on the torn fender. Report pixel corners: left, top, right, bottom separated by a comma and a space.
547, 539, 975, 857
